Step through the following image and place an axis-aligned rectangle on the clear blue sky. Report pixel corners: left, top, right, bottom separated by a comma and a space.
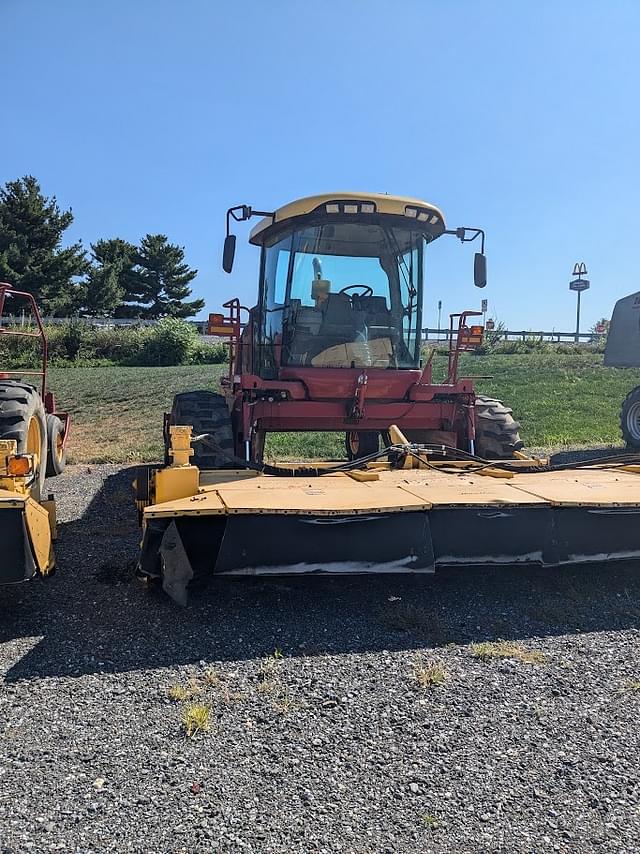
3, 0, 639, 331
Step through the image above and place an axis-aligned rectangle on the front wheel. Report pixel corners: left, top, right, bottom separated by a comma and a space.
45, 415, 66, 477
621, 386, 640, 449
345, 430, 379, 461
165, 391, 235, 469
474, 395, 524, 460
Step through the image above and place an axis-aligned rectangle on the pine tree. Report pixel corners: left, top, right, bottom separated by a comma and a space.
0, 176, 87, 314
86, 238, 141, 316
85, 263, 124, 316
134, 234, 204, 318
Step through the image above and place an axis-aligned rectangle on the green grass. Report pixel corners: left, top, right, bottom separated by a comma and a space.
46, 352, 640, 464
454, 352, 640, 450
49, 364, 227, 463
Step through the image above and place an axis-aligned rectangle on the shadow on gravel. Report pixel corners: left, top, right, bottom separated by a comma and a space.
1, 467, 639, 681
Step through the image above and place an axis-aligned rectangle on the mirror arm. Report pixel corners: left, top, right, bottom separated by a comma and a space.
225, 205, 275, 237
444, 227, 486, 254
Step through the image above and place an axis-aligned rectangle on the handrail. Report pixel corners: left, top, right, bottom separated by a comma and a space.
0, 283, 48, 399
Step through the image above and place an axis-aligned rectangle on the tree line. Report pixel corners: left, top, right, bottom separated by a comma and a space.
0, 176, 205, 318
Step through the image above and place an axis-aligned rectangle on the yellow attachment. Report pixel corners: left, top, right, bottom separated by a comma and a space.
24, 497, 55, 575
169, 425, 195, 467
388, 424, 409, 445
388, 424, 430, 469
41, 498, 57, 540
476, 467, 515, 480
155, 465, 199, 506
346, 470, 380, 482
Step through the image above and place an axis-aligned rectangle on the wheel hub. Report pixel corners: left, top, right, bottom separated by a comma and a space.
626, 400, 640, 442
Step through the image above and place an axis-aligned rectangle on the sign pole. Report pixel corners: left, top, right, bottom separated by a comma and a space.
569, 262, 589, 344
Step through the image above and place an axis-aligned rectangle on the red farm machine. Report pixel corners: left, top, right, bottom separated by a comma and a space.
135, 193, 640, 603
0, 283, 69, 583
172, 192, 522, 466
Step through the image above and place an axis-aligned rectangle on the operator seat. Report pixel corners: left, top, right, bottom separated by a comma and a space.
318, 292, 356, 340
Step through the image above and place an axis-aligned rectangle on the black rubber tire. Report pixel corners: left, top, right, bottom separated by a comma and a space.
475, 394, 524, 460
621, 385, 640, 449
45, 414, 66, 477
166, 391, 235, 469
0, 380, 47, 500
345, 430, 379, 461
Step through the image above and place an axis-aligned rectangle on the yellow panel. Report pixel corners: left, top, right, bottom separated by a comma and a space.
346, 470, 380, 482
205, 474, 360, 491
0, 488, 26, 508
145, 467, 640, 519
217, 480, 431, 515
155, 465, 199, 504
24, 498, 54, 575
397, 476, 548, 507
145, 490, 227, 519
507, 470, 640, 507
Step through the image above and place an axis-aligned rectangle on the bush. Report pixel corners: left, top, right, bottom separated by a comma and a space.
134, 318, 200, 366
189, 339, 228, 364
0, 319, 229, 367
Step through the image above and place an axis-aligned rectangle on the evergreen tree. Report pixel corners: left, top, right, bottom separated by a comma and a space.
0, 176, 87, 314
85, 262, 124, 315
133, 234, 204, 318
86, 238, 141, 316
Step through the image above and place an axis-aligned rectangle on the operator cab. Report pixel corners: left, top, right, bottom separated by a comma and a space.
223, 193, 486, 380
252, 195, 446, 376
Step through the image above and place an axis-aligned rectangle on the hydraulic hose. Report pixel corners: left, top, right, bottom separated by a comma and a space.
192, 434, 640, 478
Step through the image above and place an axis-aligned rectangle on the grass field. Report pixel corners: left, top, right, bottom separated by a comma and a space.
47, 353, 640, 463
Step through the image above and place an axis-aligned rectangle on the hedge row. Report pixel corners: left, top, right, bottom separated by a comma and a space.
426, 341, 605, 358
0, 318, 228, 367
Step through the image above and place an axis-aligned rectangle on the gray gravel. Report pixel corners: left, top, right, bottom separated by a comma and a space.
1, 464, 640, 853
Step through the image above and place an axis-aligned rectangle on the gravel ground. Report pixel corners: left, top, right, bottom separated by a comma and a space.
1, 464, 640, 853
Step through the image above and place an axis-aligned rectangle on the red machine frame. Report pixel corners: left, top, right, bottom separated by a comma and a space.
0, 282, 71, 447
209, 301, 485, 460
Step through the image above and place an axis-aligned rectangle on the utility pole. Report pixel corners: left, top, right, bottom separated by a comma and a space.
437, 300, 442, 336
569, 262, 590, 343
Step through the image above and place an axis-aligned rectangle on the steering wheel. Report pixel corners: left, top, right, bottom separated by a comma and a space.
339, 284, 374, 297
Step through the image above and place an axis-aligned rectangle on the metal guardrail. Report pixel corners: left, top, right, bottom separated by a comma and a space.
421, 327, 604, 345
0, 316, 605, 344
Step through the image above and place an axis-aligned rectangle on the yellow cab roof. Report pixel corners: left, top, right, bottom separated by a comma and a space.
248, 191, 446, 245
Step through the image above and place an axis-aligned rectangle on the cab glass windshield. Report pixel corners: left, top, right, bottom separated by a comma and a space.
259, 219, 426, 374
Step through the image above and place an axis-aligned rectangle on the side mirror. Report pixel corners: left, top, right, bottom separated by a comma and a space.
222, 234, 236, 274
474, 253, 487, 288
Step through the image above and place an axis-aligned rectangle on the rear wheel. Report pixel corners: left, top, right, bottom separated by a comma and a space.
45, 414, 66, 477
165, 391, 235, 469
475, 395, 524, 460
345, 430, 379, 461
0, 381, 47, 500
621, 385, 640, 448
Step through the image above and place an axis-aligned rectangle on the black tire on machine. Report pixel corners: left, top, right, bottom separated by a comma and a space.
165, 390, 235, 469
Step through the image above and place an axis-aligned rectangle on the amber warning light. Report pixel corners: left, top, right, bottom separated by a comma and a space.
460, 325, 484, 348
7, 455, 32, 476
207, 313, 235, 337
